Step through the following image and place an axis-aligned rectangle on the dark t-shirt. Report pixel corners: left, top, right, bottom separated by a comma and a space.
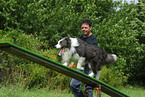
80, 34, 98, 47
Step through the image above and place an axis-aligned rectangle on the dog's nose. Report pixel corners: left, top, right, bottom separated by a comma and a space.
55, 44, 61, 48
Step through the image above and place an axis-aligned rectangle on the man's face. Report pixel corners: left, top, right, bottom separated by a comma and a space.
81, 23, 92, 37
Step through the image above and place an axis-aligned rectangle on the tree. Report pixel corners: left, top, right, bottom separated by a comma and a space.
94, 1, 145, 85
0, 0, 116, 48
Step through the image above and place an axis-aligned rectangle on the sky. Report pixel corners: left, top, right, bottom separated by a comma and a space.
122, 0, 139, 4
113, 0, 139, 10
113, 0, 139, 4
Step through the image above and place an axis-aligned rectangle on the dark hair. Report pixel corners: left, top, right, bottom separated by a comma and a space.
81, 19, 92, 27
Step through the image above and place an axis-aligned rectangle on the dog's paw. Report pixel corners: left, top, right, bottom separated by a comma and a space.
88, 72, 94, 77
77, 67, 84, 70
63, 62, 68, 66
77, 65, 84, 70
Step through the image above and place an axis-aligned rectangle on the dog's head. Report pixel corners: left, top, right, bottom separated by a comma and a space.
55, 37, 71, 49
55, 37, 71, 56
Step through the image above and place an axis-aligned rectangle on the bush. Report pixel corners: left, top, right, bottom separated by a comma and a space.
0, 0, 145, 89
94, 2, 145, 85
0, 29, 71, 90
0, 0, 116, 48
100, 56, 128, 87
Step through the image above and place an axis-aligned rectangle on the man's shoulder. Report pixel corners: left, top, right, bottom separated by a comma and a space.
88, 34, 98, 46
90, 34, 96, 39
86, 34, 97, 42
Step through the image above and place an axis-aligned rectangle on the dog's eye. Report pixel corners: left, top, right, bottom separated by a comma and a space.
60, 41, 63, 45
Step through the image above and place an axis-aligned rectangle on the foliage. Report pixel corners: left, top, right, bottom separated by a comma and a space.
95, 2, 145, 85
0, 0, 116, 48
0, 0, 145, 90
0, 29, 71, 90
100, 56, 128, 87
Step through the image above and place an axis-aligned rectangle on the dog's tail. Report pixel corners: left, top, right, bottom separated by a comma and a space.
105, 54, 117, 64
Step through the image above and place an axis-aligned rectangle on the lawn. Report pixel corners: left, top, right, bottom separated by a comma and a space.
0, 85, 145, 97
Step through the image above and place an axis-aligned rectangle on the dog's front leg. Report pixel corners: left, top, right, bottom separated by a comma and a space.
62, 57, 70, 66
62, 51, 71, 66
77, 57, 85, 70
62, 59, 70, 66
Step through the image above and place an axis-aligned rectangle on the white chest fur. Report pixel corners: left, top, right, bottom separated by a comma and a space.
61, 38, 86, 70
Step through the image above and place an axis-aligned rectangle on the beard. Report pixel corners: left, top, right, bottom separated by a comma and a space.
83, 30, 91, 37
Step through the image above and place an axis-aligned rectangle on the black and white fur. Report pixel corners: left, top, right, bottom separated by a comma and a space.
55, 37, 117, 79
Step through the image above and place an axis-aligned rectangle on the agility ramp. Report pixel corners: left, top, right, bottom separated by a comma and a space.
0, 42, 129, 97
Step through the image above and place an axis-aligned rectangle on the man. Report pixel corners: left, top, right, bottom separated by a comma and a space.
70, 19, 98, 97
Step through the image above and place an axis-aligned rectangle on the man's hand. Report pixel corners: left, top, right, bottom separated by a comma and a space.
69, 62, 75, 68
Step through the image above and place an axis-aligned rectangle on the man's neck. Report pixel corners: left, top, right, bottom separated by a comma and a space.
84, 32, 92, 38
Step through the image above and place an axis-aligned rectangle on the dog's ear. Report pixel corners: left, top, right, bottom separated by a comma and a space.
65, 36, 71, 48
68, 35, 70, 38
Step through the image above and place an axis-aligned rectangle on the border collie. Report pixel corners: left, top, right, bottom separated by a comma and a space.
55, 37, 117, 79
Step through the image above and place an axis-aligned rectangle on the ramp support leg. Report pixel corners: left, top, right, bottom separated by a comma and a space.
94, 84, 101, 97
85, 84, 101, 97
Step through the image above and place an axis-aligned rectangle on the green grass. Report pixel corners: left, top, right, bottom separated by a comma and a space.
120, 87, 145, 97
0, 85, 145, 97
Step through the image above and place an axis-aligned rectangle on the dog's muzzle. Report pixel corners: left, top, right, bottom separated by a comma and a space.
55, 44, 61, 48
